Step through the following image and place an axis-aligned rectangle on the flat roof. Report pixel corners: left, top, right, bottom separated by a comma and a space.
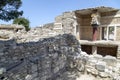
75, 6, 119, 15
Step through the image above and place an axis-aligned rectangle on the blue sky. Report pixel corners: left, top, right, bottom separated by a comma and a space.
1, 0, 120, 27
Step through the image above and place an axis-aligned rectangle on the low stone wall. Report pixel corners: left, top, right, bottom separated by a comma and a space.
74, 52, 120, 80
0, 34, 81, 80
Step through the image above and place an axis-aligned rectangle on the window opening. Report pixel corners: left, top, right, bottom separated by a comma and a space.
101, 26, 115, 40
108, 27, 114, 40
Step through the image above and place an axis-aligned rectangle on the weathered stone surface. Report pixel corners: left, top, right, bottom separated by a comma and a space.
25, 75, 32, 80
0, 32, 120, 80
0, 34, 82, 80
99, 72, 109, 78
93, 54, 103, 60
103, 55, 117, 66
0, 68, 6, 74
95, 61, 106, 72
86, 66, 98, 75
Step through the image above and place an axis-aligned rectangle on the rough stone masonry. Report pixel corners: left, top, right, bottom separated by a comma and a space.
0, 34, 82, 80
0, 34, 120, 80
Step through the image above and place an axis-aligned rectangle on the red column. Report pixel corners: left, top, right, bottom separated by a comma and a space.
93, 27, 98, 41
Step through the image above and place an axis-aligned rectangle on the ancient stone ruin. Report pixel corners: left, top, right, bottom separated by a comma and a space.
0, 6, 120, 80
0, 34, 120, 80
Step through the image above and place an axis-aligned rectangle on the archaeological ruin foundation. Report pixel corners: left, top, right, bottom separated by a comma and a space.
0, 6, 120, 80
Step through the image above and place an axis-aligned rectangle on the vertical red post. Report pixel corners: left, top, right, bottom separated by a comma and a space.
91, 10, 100, 41
93, 27, 97, 41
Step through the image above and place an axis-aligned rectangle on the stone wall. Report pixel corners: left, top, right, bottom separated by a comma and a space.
101, 17, 120, 25
54, 11, 78, 35
0, 34, 81, 80
0, 34, 120, 80
76, 52, 120, 80
101, 11, 120, 25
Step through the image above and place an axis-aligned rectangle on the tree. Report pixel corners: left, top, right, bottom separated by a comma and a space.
0, 0, 23, 21
13, 17, 30, 31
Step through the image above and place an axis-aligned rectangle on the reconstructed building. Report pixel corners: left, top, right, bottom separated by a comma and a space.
54, 6, 120, 58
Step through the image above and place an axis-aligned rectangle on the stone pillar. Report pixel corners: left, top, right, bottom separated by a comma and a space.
117, 45, 120, 59
92, 45, 97, 55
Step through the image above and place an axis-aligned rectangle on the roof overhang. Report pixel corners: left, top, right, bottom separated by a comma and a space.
75, 6, 119, 15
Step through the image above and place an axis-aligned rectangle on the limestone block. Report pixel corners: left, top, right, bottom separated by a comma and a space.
87, 57, 97, 65
55, 15, 63, 23
90, 70, 99, 76
63, 12, 75, 18
25, 75, 32, 80
103, 55, 117, 66
112, 66, 120, 73
86, 66, 98, 76
95, 61, 106, 72
93, 54, 103, 60
99, 72, 110, 78
114, 76, 120, 80
0, 68, 6, 74
80, 51, 88, 56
